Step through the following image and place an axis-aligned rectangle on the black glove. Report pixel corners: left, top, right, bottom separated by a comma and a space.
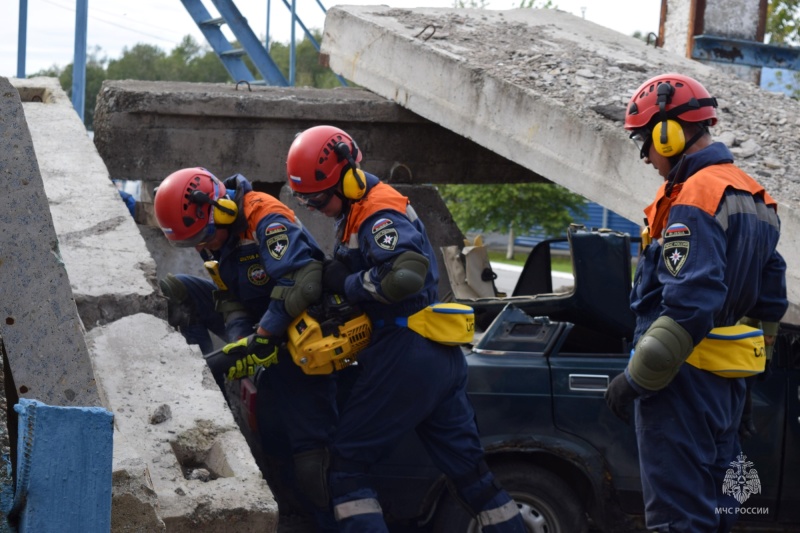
221, 334, 279, 380
605, 373, 640, 424
739, 376, 757, 440
323, 259, 350, 295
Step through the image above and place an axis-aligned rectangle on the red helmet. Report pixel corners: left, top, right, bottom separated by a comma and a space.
624, 73, 718, 131
286, 125, 362, 195
153, 167, 226, 247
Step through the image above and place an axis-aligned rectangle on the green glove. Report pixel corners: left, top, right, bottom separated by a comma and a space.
222, 334, 279, 380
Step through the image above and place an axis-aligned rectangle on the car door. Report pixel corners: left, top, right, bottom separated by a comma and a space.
548, 327, 642, 515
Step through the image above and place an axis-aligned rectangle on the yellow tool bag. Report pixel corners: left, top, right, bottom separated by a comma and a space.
685, 325, 766, 378
399, 303, 475, 346
287, 298, 372, 375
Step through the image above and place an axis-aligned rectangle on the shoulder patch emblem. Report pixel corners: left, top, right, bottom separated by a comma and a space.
267, 234, 289, 260
663, 240, 689, 276
665, 223, 691, 239
374, 228, 398, 251
372, 218, 393, 234
266, 222, 287, 236
247, 264, 270, 286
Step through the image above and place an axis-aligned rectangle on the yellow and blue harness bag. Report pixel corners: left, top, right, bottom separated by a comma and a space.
394, 303, 475, 346
684, 325, 766, 378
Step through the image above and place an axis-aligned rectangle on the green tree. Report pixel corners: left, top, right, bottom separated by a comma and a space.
270, 32, 348, 88
764, 1, 800, 96
767, 0, 800, 44
439, 183, 587, 259
107, 43, 169, 80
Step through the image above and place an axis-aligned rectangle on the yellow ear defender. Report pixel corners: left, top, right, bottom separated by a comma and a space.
212, 196, 238, 225
334, 142, 366, 200
652, 119, 685, 157
189, 190, 238, 226
342, 167, 367, 200
652, 81, 685, 157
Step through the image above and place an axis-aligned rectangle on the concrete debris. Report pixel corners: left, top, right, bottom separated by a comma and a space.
150, 404, 172, 425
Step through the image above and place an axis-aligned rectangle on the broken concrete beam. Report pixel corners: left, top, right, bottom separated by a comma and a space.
0, 76, 102, 408
320, 6, 800, 323
86, 314, 278, 532
92, 81, 544, 193
8, 77, 166, 331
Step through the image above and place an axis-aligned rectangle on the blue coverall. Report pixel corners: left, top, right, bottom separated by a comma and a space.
629, 143, 787, 532
327, 174, 525, 532
173, 174, 339, 528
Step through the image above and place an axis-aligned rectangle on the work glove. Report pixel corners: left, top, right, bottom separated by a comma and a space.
605, 372, 640, 424
738, 376, 757, 440
322, 259, 350, 295
159, 274, 196, 329
222, 334, 279, 380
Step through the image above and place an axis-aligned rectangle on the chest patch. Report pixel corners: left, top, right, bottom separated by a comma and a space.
374, 228, 398, 251
663, 240, 689, 276
248, 264, 269, 286
665, 222, 691, 239
371, 218, 393, 234
267, 234, 290, 260
266, 222, 287, 236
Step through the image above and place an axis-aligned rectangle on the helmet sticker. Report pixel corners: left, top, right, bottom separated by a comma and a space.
663, 240, 689, 276
268, 234, 290, 260
374, 228, 398, 251
248, 264, 270, 286
371, 218, 393, 234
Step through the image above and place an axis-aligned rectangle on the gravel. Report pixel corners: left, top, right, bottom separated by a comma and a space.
374, 7, 800, 206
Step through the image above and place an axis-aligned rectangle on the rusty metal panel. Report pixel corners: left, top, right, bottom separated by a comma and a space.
692, 34, 800, 70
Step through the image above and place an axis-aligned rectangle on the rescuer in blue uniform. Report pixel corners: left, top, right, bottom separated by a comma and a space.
285, 125, 526, 533
153, 168, 339, 530
604, 73, 788, 532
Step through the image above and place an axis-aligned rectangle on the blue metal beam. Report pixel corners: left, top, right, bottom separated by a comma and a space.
210, 0, 288, 86
71, 0, 89, 122
692, 34, 800, 71
16, 0, 28, 78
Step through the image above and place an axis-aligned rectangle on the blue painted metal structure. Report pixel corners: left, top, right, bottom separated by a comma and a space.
13, 0, 345, 120
692, 35, 800, 70
2, 399, 113, 532
183, 0, 347, 87
71, 0, 89, 122
15, 0, 27, 79
182, 0, 288, 85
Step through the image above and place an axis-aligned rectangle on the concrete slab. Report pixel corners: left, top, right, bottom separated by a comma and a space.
86, 314, 277, 532
5, 76, 278, 531
8, 77, 165, 330
321, 6, 800, 322
92, 81, 543, 201
0, 76, 101, 408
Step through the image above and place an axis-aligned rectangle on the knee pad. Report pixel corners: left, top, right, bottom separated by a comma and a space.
380, 251, 429, 302
629, 315, 694, 390
159, 274, 196, 328
271, 261, 323, 318
293, 448, 331, 510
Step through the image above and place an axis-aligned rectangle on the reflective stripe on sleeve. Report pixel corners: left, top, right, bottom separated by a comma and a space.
477, 499, 520, 527
334, 498, 383, 521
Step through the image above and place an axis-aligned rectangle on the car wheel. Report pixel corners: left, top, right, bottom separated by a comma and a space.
433, 462, 589, 533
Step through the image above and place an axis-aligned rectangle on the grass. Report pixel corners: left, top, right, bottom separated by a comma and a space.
487, 250, 573, 274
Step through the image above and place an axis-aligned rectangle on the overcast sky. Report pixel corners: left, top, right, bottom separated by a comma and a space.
2, 0, 662, 78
